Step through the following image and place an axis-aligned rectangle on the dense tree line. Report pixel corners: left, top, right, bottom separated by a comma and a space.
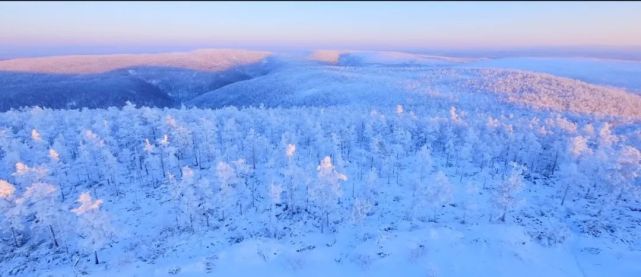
0, 102, 639, 266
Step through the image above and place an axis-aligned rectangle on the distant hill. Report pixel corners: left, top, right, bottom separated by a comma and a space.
0, 49, 271, 74
189, 65, 641, 119
2, 49, 641, 120
0, 49, 275, 111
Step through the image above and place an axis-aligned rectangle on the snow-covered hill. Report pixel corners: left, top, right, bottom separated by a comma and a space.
190, 64, 641, 120
0, 49, 271, 74
2, 49, 641, 120
309, 50, 474, 66
1, 49, 641, 276
465, 57, 641, 94
0, 49, 277, 110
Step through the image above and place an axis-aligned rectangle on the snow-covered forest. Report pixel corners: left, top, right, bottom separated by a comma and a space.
1, 93, 640, 275
4, 1, 641, 275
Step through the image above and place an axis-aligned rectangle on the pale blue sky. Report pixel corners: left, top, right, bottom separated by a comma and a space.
1, 1, 641, 57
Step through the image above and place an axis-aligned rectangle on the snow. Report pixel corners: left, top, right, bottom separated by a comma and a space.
1, 50, 640, 276
35, 224, 641, 276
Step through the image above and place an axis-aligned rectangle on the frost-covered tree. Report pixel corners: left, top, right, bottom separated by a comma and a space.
215, 161, 238, 221
612, 146, 641, 204
493, 162, 526, 222
557, 136, 591, 206
362, 168, 380, 210
0, 129, 22, 181
461, 180, 481, 224
411, 171, 452, 222
416, 145, 433, 183
27, 129, 50, 165
597, 122, 618, 149
570, 136, 591, 157
231, 159, 253, 214
168, 166, 200, 231
557, 162, 584, 207
158, 134, 179, 178
194, 175, 215, 228
282, 143, 301, 212
77, 130, 116, 187
20, 183, 67, 248
350, 198, 373, 225
0, 179, 23, 247
71, 192, 115, 265
268, 182, 284, 237
47, 147, 68, 201
171, 166, 216, 229
12, 161, 48, 188
311, 156, 347, 232
142, 138, 163, 185
0, 179, 15, 199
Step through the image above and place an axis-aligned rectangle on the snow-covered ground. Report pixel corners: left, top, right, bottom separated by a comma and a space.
0, 50, 640, 276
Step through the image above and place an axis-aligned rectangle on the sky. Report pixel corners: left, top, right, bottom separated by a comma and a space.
2, 2, 641, 58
